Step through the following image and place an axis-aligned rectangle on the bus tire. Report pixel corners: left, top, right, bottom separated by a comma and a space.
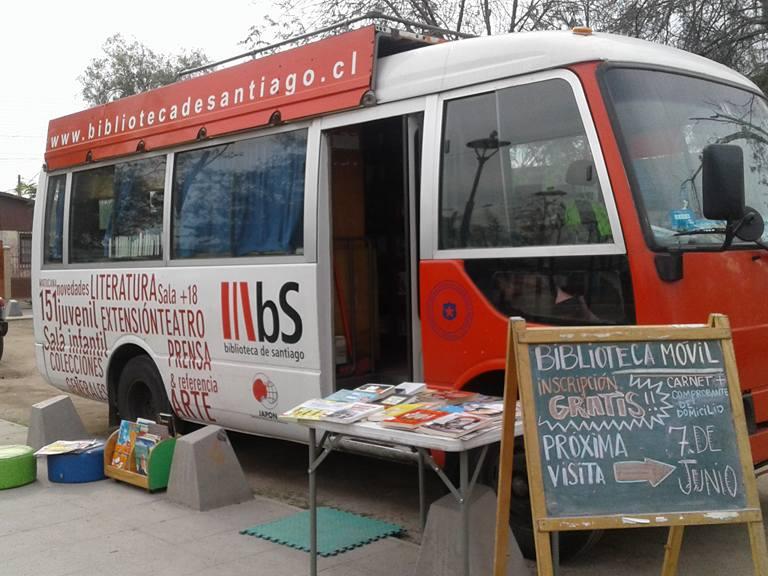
483, 439, 603, 561
117, 355, 172, 422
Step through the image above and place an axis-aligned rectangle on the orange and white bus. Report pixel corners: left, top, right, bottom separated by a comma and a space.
34, 23, 768, 557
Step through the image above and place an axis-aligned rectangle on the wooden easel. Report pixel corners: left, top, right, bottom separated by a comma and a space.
492, 314, 768, 576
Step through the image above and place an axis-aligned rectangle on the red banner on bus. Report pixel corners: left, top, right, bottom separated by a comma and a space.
46, 26, 376, 170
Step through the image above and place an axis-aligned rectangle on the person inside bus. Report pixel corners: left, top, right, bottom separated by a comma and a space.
552, 271, 600, 323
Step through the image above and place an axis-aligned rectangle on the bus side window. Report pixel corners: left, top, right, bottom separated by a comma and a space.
471, 256, 632, 326
439, 78, 613, 250
172, 129, 307, 259
69, 156, 165, 263
43, 174, 66, 264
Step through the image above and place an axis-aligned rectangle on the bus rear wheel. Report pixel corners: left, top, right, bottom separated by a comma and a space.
117, 356, 171, 422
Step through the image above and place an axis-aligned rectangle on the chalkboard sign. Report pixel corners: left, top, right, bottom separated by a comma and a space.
530, 338, 745, 517
492, 314, 768, 576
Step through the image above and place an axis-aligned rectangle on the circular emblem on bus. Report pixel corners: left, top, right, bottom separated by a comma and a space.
252, 373, 279, 409
426, 281, 473, 341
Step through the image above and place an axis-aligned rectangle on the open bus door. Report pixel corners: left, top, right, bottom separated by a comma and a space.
325, 113, 423, 389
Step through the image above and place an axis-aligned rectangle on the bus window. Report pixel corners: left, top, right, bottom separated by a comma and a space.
465, 255, 634, 326
43, 174, 66, 264
603, 68, 768, 248
440, 78, 612, 250
172, 129, 307, 259
69, 156, 166, 263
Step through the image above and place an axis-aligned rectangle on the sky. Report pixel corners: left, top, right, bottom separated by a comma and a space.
0, 0, 270, 194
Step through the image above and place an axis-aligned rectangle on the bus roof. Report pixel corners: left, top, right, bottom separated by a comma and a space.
45, 27, 759, 172
375, 29, 759, 102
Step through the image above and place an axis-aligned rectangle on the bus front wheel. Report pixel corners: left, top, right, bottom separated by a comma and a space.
117, 355, 171, 422
484, 439, 603, 561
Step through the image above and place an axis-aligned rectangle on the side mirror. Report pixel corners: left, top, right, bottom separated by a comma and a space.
702, 144, 745, 221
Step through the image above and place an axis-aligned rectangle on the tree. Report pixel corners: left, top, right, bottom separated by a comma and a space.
244, 1, 587, 45
14, 176, 36, 200
79, 34, 209, 107
244, 1, 768, 92
589, 1, 768, 92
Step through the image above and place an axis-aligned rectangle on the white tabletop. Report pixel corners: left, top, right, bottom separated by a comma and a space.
296, 417, 523, 452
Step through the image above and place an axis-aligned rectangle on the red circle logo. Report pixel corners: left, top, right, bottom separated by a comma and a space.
426, 281, 473, 341
252, 373, 278, 409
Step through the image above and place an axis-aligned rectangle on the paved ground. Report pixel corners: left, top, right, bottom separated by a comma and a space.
4, 315, 768, 574
0, 419, 421, 576
3, 412, 768, 576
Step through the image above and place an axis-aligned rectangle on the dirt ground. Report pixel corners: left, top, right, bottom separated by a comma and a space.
0, 319, 109, 434
0, 318, 439, 539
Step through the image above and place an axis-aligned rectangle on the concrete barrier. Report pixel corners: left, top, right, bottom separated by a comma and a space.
26, 395, 88, 450
6, 300, 22, 317
167, 425, 252, 511
415, 484, 530, 576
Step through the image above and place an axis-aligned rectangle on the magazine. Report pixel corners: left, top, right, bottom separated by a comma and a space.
419, 412, 493, 437
280, 399, 346, 421
322, 402, 384, 424
134, 433, 161, 475
380, 408, 446, 430
111, 420, 138, 469
35, 439, 102, 456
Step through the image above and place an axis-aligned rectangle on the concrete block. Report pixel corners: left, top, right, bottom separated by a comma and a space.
6, 300, 22, 317
415, 484, 530, 576
167, 425, 252, 511
26, 395, 88, 450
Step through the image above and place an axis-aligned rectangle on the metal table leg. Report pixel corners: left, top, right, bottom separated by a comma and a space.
309, 428, 317, 576
460, 450, 470, 576
417, 448, 426, 530
307, 430, 336, 576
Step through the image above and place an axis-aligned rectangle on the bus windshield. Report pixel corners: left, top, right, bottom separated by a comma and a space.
602, 67, 768, 249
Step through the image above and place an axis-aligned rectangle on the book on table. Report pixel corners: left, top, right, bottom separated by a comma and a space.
280, 399, 346, 421
458, 401, 504, 417
380, 408, 447, 430
419, 412, 494, 437
353, 383, 396, 400
415, 388, 479, 405
324, 389, 378, 403
321, 402, 384, 424
379, 394, 410, 406
366, 402, 436, 422
393, 382, 427, 396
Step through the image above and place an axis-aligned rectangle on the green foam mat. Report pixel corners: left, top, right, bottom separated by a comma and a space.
241, 507, 403, 556
0, 445, 37, 490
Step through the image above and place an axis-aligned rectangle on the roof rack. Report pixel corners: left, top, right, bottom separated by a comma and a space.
178, 11, 474, 78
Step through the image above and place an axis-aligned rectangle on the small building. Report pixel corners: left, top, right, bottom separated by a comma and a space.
0, 191, 34, 300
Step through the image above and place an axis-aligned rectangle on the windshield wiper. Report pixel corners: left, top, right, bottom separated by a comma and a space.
674, 228, 724, 236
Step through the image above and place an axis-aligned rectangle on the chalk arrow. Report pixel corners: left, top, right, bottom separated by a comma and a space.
613, 458, 676, 487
